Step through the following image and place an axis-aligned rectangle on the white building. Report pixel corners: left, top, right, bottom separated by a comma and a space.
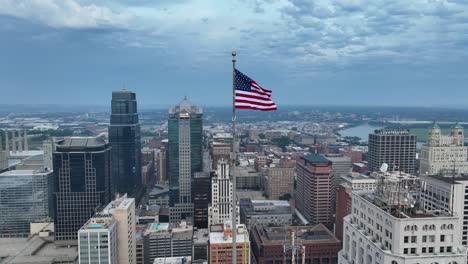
339, 188, 467, 264
340, 173, 377, 190
208, 159, 239, 226
420, 123, 468, 175
102, 194, 136, 264
420, 174, 468, 247
78, 216, 118, 264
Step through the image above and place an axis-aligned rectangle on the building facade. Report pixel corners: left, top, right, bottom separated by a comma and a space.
168, 98, 203, 222
208, 159, 239, 226
0, 169, 53, 237
78, 216, 118, 264
420, 174, 468, 246
53, 137, 112, 242
103, 194, 136, 264
250, 224, 340, 264
209, 223, 250, 264
368, 129, 416, 174
109, 90, 142, 195
295, 154, 335, 226
144, 222, 193, 261
338, 189, 467, 264
211, 142, 230, 170
420, 123, 468, 175
193, 172, 212, 229
263, 166, 295, 200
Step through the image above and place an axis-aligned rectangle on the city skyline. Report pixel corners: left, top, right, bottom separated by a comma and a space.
1, 1, 468, 106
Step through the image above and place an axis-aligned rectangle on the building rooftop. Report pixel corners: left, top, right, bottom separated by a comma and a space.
424, 173, 468, 184
0, 235, 78, 264
0, 169, 52, 177
101, 194, 134, 214
357, 190, 452, 219
253, 224, 339, 245
80, 216, 115, 230
209, 224, 249, 244
303, 154, 330, 164
234, 166, 259, 176
240, 199, 292, 216
193, 228, 209, 244
55, 136, 109, 151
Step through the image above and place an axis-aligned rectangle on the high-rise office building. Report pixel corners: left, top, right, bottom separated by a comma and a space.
208, 159, 239, 226
338, 188, 467, 264
0, 169, 53, 237
368, 129, 416, 174
109, 90, 142, 196
193, 172, 212, 229
168, 98, 203, 222
78, 215, 118, 264
53, 137, 112, 242
420, 123, 468, 175
295, 154, 335, 226
144, 222, 194, 261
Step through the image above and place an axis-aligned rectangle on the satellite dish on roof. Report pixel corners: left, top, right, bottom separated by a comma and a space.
380, 163, 388, 173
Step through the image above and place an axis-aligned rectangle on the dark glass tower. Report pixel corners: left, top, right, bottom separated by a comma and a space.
192, 171, 212, 229
53, 137, 111, 243
368, 129, 417, 174
168, 98, 203, 222
109, 90, 142, 195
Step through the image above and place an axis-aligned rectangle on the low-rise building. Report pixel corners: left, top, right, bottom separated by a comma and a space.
145, 222, 193, 261
235, 166, 260, 190
250, 224, 340, 264
240, 199, 292, 228
209, 222, 250, 264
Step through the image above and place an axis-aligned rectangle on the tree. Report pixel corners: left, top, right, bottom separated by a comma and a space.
279, 193, 292, 201
258, 133, 266, 139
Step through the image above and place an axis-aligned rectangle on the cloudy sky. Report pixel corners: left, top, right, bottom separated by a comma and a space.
1, 0, 468, 107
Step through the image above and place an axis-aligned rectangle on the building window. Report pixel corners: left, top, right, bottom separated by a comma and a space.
411, 236, 417, 243
404, 248, 408, 254
428, 247, 434, 253
410, 248, 416, 254
404, 236, 409, 243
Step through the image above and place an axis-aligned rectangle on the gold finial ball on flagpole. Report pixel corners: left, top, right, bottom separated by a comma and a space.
232, 51, 236, 57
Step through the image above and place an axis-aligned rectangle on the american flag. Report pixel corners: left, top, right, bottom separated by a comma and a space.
234, 69, 277, 111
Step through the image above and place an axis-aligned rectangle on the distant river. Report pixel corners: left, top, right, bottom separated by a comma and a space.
338, 124, 382, 142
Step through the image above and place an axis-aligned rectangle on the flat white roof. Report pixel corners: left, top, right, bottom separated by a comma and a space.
209, 232, 249, 244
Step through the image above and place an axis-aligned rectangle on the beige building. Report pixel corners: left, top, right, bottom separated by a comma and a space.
420, 122, 468, 175
103, 194, 136, 264
263, 166, 295, 199
211, 142, 231, 170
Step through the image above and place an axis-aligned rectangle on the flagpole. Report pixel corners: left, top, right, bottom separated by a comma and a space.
231, 51, 238, 264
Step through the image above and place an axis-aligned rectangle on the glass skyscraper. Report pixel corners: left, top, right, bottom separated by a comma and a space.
53, 137, 112, 242
0, 169, 53, 237
109, 90, 142, 196
168, 98, 203, 222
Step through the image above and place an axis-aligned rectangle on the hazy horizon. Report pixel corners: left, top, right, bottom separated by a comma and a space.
1, 1, 468, 106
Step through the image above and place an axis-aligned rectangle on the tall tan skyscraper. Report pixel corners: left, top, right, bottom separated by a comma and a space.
103, 194, 136, 264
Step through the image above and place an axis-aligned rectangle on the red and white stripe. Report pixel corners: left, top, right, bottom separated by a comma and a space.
235, 81, 277, 111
